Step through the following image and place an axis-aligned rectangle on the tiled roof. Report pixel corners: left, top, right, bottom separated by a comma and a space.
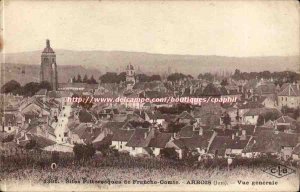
278, 84, 300, 96
35, 89, 47, 96
292, 143, 300, 155
208, 136, 232, 156
149, 132, 172, 148
126, 128, 153, 147
178, 111, 194, 120
248, 130, 300, 153
178, 125, 194, 138
112, 129, 135, 142
254, 83, 276, 95
276, 116, 296, 124
178, 130, 214, 149
238, 101, 264, 109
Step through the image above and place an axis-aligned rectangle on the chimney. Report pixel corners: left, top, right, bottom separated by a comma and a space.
199, 127, 203, 136
173, 132, 177, 139
144, 132, 148, 139
190, 86, 193, 95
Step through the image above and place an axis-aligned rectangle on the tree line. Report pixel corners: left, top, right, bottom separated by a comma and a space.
1, 80, 52, 97
72, 74, 97, 84
232, 69, 300, 83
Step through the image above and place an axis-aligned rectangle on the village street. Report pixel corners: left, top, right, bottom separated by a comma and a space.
54, 103, 72, 144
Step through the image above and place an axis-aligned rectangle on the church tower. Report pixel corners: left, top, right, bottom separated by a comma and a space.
40, 39, 58, 90
126, 63, 135, 90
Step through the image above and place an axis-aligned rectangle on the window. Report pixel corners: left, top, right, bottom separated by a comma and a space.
8, 127, 11, 131
132, 147, 135, 150
120, 145, 122, 149
285, 97, 287, 101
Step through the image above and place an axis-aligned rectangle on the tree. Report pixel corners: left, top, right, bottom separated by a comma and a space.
23, 82, 40, 97
160, 148, 179, 160
118, 72, 126, 83
39, 81, 53, 91
198, 73, 214, 81
1, 80, 21, 94
73, 143, 96, 161
25, 139, 37, 150
166, 122, 185, 133
83, 74, 88, 83
149, 75, 161, 81
222, 113, 231, 128
88, 75, 97, 84
257, 110, 282, 126
72, 76, 77, 83
220, 79, 228, 86
77, 74, 82, 83
99, 72, 119, 84
136, 74, 150, 82
167, 73, 187, 82
232, 69, 241, 80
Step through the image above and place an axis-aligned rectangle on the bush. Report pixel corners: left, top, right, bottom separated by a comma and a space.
73, 143, 96, 161
160, 148, 179, 160
25, 140, 37, 150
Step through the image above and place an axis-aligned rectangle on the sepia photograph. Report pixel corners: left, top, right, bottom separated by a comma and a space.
0, 0, 299, 191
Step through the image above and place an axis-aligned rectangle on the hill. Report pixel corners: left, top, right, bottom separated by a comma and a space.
1, 50, 299, 84
1, 63, 101, 86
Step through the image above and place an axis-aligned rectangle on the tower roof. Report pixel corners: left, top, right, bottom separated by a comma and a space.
126, 63, 134, 70
42, 39, 55, 53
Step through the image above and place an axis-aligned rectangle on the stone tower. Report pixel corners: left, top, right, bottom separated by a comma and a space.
126, 63, 135, 90
40, 39, 58, 90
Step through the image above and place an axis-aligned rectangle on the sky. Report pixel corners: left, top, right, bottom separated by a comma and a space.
2, 0, 300, 57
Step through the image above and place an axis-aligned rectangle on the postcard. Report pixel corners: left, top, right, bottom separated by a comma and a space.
0, 0, 299, 191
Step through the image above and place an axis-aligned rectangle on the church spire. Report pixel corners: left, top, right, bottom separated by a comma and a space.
46, 39, 50, 48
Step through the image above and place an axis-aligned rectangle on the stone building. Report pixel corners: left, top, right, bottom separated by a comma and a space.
40, 39, 58, 90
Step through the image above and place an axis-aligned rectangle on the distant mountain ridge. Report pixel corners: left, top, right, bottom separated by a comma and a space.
1, 50, 299, 76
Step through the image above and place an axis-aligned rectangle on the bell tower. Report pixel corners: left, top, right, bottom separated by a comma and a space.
40, 39, 58, 90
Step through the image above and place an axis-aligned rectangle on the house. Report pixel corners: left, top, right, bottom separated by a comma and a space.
253, 83, 276, 98
148, 132, 173, 156
243, 108, 281, 125
126, 128, 155, 156
0, 142, 23, 157
17, 133, 56, 149
2, 113, 24, 133
277, 83, 300, 109
275, 116, 297, 133
256, 96, 276, 108
245, 130, 300, 160
111, 126, 135, 152
177, 111, 195, 124
243, 108, 261, 125
166, 125, 216, 159
292, 143, 300, 161
144, 111, 165, 125
207, 136, 233, 158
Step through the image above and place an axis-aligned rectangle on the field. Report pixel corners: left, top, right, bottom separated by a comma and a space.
1, 151, 299, 191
